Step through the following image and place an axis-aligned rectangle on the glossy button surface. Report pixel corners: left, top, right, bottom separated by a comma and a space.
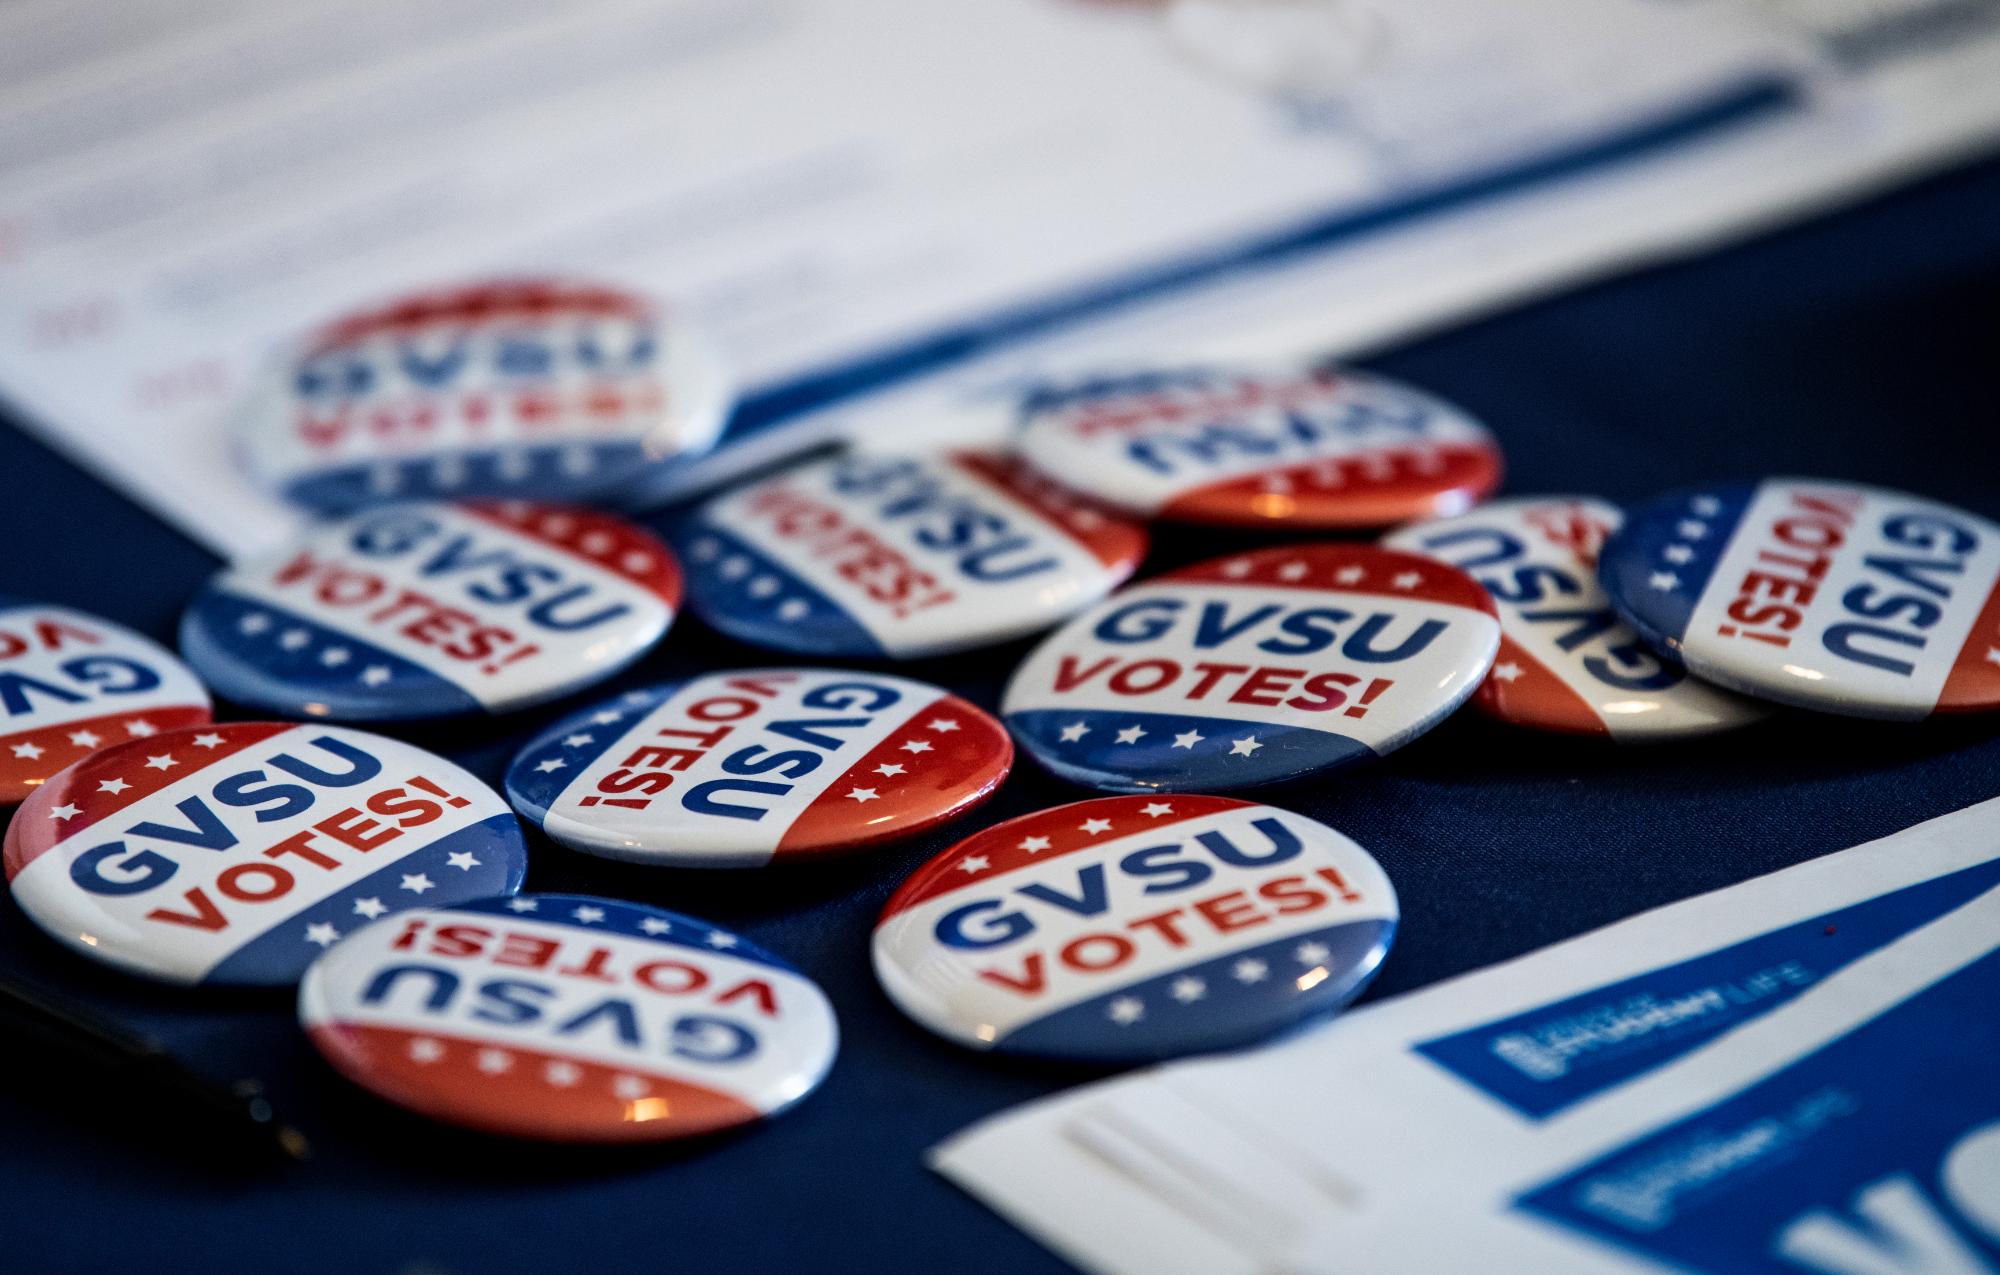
4, 723, 526, 986
1012, 364, 1502, 528
300, 894, 837, 1141
873, 795, 1396, 1062
1600, 479, 2000, 719
506, 671, 1012, 867
1002, 544, 1499, 792
1384, 496, 1768, 739
0, 598, 211, 804
235, 280, 729, 513
673, 449, 1148, 658
180, 501, 680, 721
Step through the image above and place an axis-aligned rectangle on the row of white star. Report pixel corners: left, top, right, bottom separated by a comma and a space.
958, 802, 1181, 871
1645, 496, 1724, 592
9, 716, 165, 761
44, 731, 233, 821
1103, 941, 1337, 1024
364, 443, 604, 496
236, 612, 397, 685
1054, 721, 1264, 755
497, 896, 740, 948
300, 862, 485, 944
482, 508, 660, 578
1253, 447, 1448, 494
684, 538, 813, 623
400, 1035, 664, 1096
1218, 558, 1427, 590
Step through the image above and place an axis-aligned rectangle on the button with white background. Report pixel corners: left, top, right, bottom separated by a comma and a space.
1002, 544, 1499, 791
301, 894, 837, 1142
506, 670, 1012, 866
180, 501, 680, 721
1384, 496, 1767, 739
873, 795, 1396, 1062
0, 597, 212, 805
4, 723, 526, 986
1013, 364, 1502, 528
673, 449, 1147, 658
235, 279, 730, 513
1600, 479, 2000, 719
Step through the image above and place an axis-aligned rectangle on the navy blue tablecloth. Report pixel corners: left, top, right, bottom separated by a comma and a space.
3, 156, 1998, 1275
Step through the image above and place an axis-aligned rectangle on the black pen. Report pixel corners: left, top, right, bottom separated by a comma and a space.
0, 971, 309, 1169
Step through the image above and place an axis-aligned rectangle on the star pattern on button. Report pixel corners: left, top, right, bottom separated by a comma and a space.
1491, 662, 1523, 682
1232, 957, 1269, 984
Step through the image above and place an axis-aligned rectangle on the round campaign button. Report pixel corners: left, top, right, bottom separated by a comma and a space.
4, 723, 527, 987
873, 795, 1396, 1062
1601, 479, 2000, 720
673, 449, 1148, 658
300, 894, 838, 1142
0, 598, 211, 805
1002, 545, 1499, 792
507, 670, 1012, 867
235, 279, 730, 513
180, 500, 681, 721
1384, 497, 1768, 740
1012, 364, 1502, 528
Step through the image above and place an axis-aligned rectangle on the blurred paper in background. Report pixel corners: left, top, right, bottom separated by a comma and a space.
0, 0, 1995, 559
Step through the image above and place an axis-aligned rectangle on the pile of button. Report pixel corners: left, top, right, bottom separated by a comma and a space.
7, 278, 1998, 1144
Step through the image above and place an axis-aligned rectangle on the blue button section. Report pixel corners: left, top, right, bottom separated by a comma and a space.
203, 812, 527, 986
179, 589, 480, 721
1415, 854, 2000, 1120
669, 517, 885, 658
449, 894, 797, 975
281, 439, 666, 515
1514, 945, 2000, 1273
996, 917, 1393, 1062
1599, 482, 1757, 654
504, 686, 674, 829
1006, 708, 1377, 794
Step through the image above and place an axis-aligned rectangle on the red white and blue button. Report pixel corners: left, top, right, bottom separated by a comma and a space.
506, 671, 1012, 866
300, 895, 838, 1142
1384, 497, 1768, 739
1012, 364, 1503, 528
235, 280, 730, 513
672, 449, 1148, 659
4, 723, 527, 987
1002, 545, 1500, 792
1600, 479, 2000, 719
0, 598, 211, 805
873, 795, 1396, 1062
180, 500, 681, 721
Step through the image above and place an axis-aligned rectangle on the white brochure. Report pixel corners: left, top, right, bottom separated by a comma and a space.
935, 794, 2000, 1275
0, 0, 1828, 556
